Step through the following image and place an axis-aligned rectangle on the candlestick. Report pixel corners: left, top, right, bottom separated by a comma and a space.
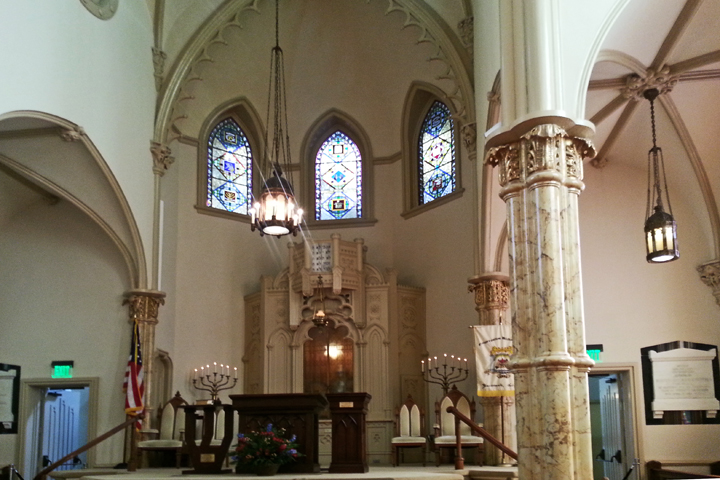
193, 363, 238, 404
421, 352, 469, 395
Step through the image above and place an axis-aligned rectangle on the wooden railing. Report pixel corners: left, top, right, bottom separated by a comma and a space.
647, 460, 720, 480
446, 406, 517, 469
33, 415, 142, 480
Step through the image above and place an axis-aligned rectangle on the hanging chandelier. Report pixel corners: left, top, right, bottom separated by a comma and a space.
643, 88, 679, 263
250, 0, 302, 237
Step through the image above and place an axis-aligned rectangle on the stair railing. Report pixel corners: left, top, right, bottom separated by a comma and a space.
445, 405, 517, 469
33, 415, 143, 480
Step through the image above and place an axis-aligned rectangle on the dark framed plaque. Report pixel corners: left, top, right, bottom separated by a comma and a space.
641, 341, 720, 425
0, 363, 20, 434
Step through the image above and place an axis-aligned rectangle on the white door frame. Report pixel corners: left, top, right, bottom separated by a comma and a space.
17, 377, 99, 476
590, 363, 644, 479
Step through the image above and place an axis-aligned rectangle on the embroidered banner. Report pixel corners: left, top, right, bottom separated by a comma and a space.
473, 325, 514, 397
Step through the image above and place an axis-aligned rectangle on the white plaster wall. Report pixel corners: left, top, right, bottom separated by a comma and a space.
581, 161, 720, 462
0, 1, 157, 278
0, 199, 131, 469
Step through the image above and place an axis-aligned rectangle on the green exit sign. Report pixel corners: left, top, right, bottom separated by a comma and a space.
51, 361, 74, 378
586, 344, 603, 363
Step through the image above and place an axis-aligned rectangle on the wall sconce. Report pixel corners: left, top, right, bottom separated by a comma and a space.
643, 88, 679, 263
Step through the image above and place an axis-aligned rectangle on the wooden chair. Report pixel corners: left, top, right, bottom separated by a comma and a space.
391, 394, 427, 466
137, 391, 188, 467
433, 385, 483, 466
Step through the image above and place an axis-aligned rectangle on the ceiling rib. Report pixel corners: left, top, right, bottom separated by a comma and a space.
590, 93, 628, 125
0, 160, 60, 204
650, 0, 703, 70
670, 51, 720, 75
590, 100, 639, 168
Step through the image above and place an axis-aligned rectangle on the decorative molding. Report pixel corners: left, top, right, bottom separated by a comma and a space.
60, 126, 85, 142
150, 141, 174, 176
697, 261, 720, 307
79, 0, 118, 20
621, 66, 678, 100
152, 47, 167, 92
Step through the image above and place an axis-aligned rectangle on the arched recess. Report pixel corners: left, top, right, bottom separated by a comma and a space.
155, 0, 475, 145
401, 81, 465, 219
195, 97, 266, 222
299, 109, 377, 229
266, 327, 293, 393
290, 313, 363, 395
363, 323, 390, 418
0, 110, 146, 288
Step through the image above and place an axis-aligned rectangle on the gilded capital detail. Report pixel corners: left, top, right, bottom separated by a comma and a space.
123, 290, 166, 325
150, 141, 174, 176
697, 261, 720, 307
485, 124, 595, 189
468, 278, 509, 312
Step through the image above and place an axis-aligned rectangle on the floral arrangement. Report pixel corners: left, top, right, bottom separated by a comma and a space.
234, 424, 301, 467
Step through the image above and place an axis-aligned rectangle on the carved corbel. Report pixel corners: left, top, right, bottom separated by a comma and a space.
60, 126, 85, 142
461, 122, 477, 159
697, 261, 720, 308
150, 141, 174, 176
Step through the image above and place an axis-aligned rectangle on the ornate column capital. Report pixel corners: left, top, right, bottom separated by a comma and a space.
485, 124, 595, 192
123, 289, 166, 325
468, 273, 510, 314
150, 141, 174, 176
697, 261, 720, 307
622, 66, 678, 100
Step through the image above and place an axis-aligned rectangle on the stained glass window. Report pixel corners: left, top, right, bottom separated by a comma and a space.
206, 118, 253, 214
418, 101, 455, 204
315, 131, 363, 221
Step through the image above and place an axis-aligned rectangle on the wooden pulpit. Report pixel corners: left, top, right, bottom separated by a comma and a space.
181, 404, 234, 475
327, 392, 372, 473
230, 393, 329, 473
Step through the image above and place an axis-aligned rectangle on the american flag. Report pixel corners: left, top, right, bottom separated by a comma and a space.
123, 320, 144, 427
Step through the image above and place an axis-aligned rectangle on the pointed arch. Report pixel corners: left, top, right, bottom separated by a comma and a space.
196, 97, 265, 222
300, 109, 376, 229
401, 82, 464, 219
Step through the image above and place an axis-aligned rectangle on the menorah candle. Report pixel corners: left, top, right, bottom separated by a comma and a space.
421, 360, 424, 372
234, 367, 238, 379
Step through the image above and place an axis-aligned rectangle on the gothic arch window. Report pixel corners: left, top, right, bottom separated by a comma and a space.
197, 99, 264, 222
315, 131, 363, 221
401, 84, 463, 218
301, 110, 376, 228
206, 118, 253, 214
418, 101, 456, 205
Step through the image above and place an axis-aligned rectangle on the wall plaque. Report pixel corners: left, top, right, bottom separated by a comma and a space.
641, 341, 720, 425
650, 348, 719, 418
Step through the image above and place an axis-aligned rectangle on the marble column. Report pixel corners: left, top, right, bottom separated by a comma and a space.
698, 261, 720, 308
123, 289, 166, 427
468, 274, 517, 466
486, 124, 595, 480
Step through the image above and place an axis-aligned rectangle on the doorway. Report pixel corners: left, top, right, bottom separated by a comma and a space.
17, 378, 98, 479
589, 367, 639, 480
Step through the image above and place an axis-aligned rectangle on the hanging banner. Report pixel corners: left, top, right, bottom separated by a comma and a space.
473, 325, 514, 397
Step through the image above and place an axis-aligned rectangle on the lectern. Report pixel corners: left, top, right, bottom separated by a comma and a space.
327, 392, 371, 473
230, 393, 328, 473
